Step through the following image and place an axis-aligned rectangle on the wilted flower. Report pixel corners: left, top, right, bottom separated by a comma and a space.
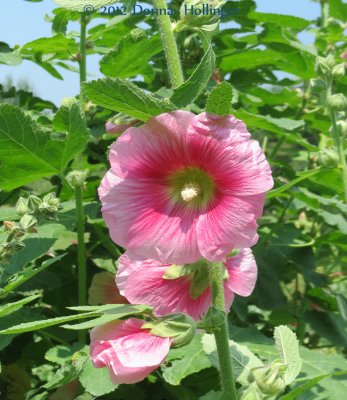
90, 318, 171, 384
99, 111, 273, 264
116, 249, 257, 320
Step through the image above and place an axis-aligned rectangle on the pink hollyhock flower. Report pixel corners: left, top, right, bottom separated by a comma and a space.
99, 111, 273, 264
88, 272, 128, 305
116, 249, 257, 320
90, 318, 171, 384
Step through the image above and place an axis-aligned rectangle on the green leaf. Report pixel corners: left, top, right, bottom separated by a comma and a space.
206, 82, 233, 116
83, 77, 176, 121
54, 0, 118, 11
21, 34, 77, 56
0, 102, 88, 191
280, 370, 347, 400
52, 98, 89, 170
100, 31, 163, 82
0, 49, 22, 66
162, 335, 211, 385
0, 294, 41, 318
79, 357, 117, 396
329, 0, 347, 22
274, 326, 302, 385
0, 310, 99, 334
170, 46, 215, 108
202, 334, 263, 385
248, 12, 310, 30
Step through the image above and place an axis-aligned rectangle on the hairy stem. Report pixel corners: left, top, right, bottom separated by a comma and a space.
75, 186, 87, 343
153, 0, 184, 88
327, 80, 347, 203
210, 263, 237, 400
79, 14, 88, 104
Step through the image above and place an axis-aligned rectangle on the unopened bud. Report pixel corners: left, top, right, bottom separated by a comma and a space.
315, 55, 334, 76
27, 195, 42, 212
332, 63, 345, 80
327, 93, 347, 111
66, 170, 87, 189
3, 221, 15, 232
143, 313, 196, 348
19, 215, 37, 232
16, 197, 30, 216
237, 382, 263, 400
317, 149, 339, 168
251, 361, 287, 396
337, 120, 347, 136
201, 306, 226, 330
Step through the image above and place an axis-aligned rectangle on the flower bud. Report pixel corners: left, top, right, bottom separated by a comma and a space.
337, 120, 347, 136
251, 361, 287, 396
143, 313, 196, 348
39, 193, 61, 220
176, 0, 224, 32
332, 63, 345, 80
19, 215, 37, 232
327, 93, 347, 111
66, 170, 87, 189
317, 148, 339, 168
27, 195, 42, 212
237, 382, 263, 400
16, 197, 30, 216
106, 113, 138, 135
315, 54, 335, 76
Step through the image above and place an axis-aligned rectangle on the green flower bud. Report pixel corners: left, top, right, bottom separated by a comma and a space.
27, 195, 42, 212
251, 361, 287, 396
337, 120, 347, 136
317, 149, 339, 168
309, 78, 326, 91
237, 382, 263, 400
327, 93, 347, 111
315, 54, 335, 76
19, 215, 37, 232
66, 170, 87, 189
176, 0, 225, 33
332, 63, 345, 80
16, 197, 30, 216
143, 313, 196, 348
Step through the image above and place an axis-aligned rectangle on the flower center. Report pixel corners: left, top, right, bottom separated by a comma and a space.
168, 167, 215, 208
181, 182, 201, 202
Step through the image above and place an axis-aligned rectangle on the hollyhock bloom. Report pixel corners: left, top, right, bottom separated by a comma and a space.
116, 249, 257, 320
99, 111, 273, 264
88, 272, 128, 305
90, 318, 171, 384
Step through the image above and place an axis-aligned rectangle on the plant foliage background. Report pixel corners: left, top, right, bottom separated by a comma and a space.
0, 0, 347, 399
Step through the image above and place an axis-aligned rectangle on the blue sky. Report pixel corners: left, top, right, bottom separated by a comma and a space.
0, 0, 320, 105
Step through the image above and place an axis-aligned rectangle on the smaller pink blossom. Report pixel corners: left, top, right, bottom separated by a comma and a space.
116, 249, 257, 320
90, 318, 171, 384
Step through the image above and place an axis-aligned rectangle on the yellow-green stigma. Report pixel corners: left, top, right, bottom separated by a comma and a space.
168, 167, 215, 207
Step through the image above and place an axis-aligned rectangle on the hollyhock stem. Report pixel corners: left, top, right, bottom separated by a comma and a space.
153, 0, 184, 88
326, 79, 347, 204
210, 263, 237, 400
75, 186, 87, 343
79, 14, 88, 105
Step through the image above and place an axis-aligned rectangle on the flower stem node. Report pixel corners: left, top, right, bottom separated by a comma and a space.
201, 305, 227, 331
250, 361, 287, 397
143, 313, 196, 348
66, 170, 87, 189
327, 93, 347, 111
317, 148, 339, 168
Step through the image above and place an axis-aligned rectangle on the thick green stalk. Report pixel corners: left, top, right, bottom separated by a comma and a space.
326, 80, 347, 203
75, 186, 87, 343
153, 0, 184, 88
210, 263, 237, 400
79, 14, 88, 104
